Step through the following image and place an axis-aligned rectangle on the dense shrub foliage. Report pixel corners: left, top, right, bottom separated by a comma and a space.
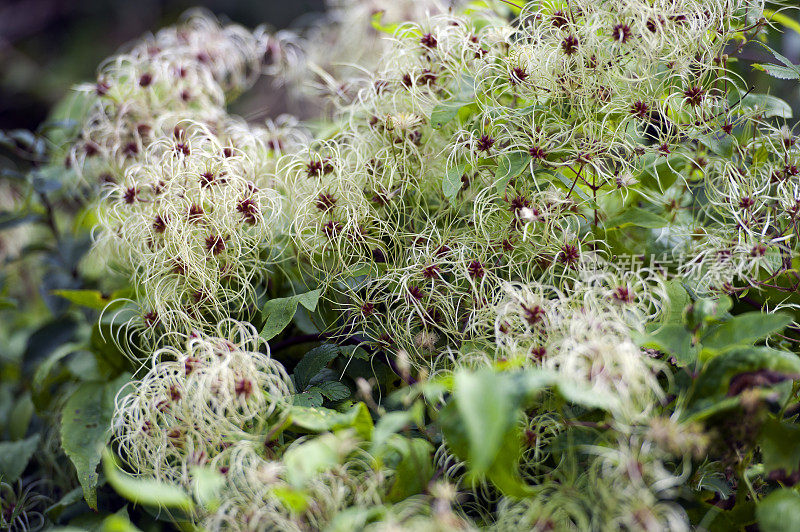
2, 0, 800, 530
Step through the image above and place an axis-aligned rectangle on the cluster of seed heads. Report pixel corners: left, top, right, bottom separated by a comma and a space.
69, 12, 315, 340
71, 0, 800, 529
96, 119, 293, 344
113, 322, 402, 530
272, 0, 470, 105
113, 321, 294, 484
67, 10, 275, 185
275, 1, 775, 528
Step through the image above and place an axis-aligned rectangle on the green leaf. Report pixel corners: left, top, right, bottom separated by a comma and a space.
551, 379, 619, 411
102, 449, 194, 511
444, 369, 551, 496
32, 342, 83, 407
765, 46, 797, 67
757, 489, 800, 532
697, 132, 735, 159
430, 100, 474, 129
443, 163, 468, 201
45, 487, 83, 521
191, 466, 225, 512
0, 434, 40, 482
439, 398, 532, 497
693, 295, 733, 324
697, 474, 734, 499
754, 63, 800, 80
283, 433, 350, 488
741, 93, 793, 119
605, 207, 669, 229
296, 290, 323, 312
753, 43, 800, 80
701, 312, 792, 351
640, 155, 682, 192
662, 280, 689, 325
518, 369, 619, 411
480, 428, 530, 497
549, 170, 595, 205
687, 391, 780, 427
689, 347, 800, 409
8, 392, 34, 440
61, 380, 121, 509
293, 304, 321, 334
640, 324, 695, 366
370, 10, 400, 35
99, 512, 143, 532
340, 344, 370, 361
318, 381, 351, 402
371, 406, 422, 456
289, 402, 373, 440
759, 419, 800, 475
451, 370, 520, 474
386, 438, 434, 502
260, 289, 321, 341
294, 344, 339, 391
494, 152, 530, 194
271, 485, 310, 513
52, 289, 114, 310
293, 388, 324, 407
326, 505, 387, 532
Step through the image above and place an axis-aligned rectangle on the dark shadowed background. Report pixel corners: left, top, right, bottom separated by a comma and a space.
1, 0, 799, 133
0, 0, 326, 131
